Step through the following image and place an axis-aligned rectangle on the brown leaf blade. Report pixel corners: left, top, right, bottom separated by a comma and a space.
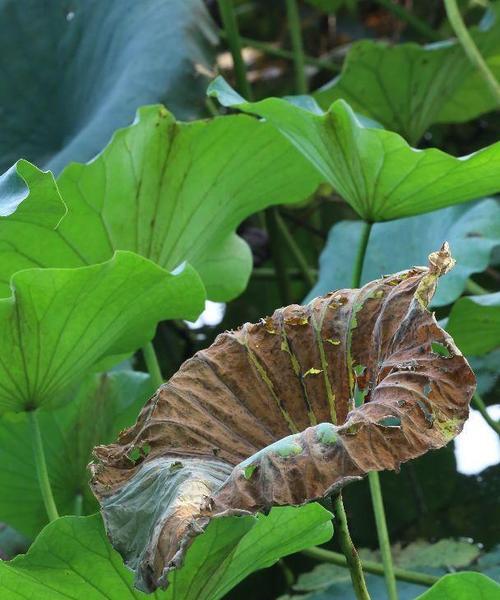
90, 245, 475, 592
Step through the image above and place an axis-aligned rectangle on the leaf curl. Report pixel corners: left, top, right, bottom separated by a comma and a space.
91, 245, 475, 592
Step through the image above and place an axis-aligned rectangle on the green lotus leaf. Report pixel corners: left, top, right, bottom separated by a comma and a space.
0, 505, 332, 600
0, 370, 154, 538
0, 106, 321, 301
446, 292, 500, 356
314, 5, 500, 143
306, 199, 500, 307
0, 251, 204, 415
208, 77, 500, 222
415, 572, 500, 599
0, 0, 217, 174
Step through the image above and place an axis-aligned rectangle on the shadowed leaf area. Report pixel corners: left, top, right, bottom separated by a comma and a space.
91, 245, 475, 592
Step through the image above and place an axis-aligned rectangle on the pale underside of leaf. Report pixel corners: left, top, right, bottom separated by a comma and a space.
91, 246, 475, 592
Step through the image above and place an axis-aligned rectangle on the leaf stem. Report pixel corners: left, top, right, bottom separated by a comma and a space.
275, 211, 316, 289
29, 410, 59, 522
351, 221, 398, 600
142, 341, 164, 389
465, 278, 489, 296
351, 222, 372, 289
368, 472, 398, 600
73, 493, 83, 517
303, 546, 439, 587
332, 494, 371, 600
373, 0, 442, 41
444, 0, 500, 104
252, 267, 318, 280
286, 0, 307, 94
473, 392, 500, 436
217, 0, 253, 99
265, 209, 293, 306
218, 31, 340, 72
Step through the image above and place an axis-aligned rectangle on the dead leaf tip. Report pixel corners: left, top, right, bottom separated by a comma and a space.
428, 242, 455, 276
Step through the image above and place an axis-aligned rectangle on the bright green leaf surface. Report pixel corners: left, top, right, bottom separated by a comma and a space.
415, 572, 500, 599
0, 107, 321, 301
306, 199, 500, 307
0, 0, 216, 174
314, 6, 500, 143
0, 504, 332, 600
0, 370, 153, 538
209, 78, 500, 222
446, 292, 500, 355
0, 251, 204, 414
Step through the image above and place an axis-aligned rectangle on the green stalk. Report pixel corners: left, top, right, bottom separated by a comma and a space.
265, 209, 293, 306
465, 278, 489, 296
73, 493, 83, 517
332, 495, 371, 600
285, 0, 307, 94
473, 392, 500, 436
350, 222, 372, 289
352, 222, 398, 600
373, 0, 442, 41
29, 410, 59, 522
368, 472, 398, 599
253, 267, 318, 280
275, 212, 316, 288
218, 31, 340, 72
217, 0, 253, 99
303, 546, 439, 587
444, 0, 500, 104
142, 341, 164, 389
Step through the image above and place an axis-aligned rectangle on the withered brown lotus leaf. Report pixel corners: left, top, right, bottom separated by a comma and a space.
90, 243, 475, 592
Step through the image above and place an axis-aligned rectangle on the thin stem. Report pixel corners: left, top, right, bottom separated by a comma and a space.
465, 278, 489, 296
444, 0, 500, 104
265, 209, 293, 306
29, 410, 59, 522
332, 494, 371, 600
368, 472, 398, 600
275, 211, 316, 288
73, 493, 83, 517
142, 341, 164, 389
286, 0, 307, 94
351, 222, 398, 599
303, 546, 439, 587
252, 267, 318, 280
217, 0, 253, 99
373, 0, 442, 41
351, 222, 372, 289
218, 31, 340, 72
473, 392, 500, 436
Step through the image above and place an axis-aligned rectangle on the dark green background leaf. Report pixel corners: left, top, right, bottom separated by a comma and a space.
0, 0, 216, 173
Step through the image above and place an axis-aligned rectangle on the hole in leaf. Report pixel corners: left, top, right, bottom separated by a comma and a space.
377, 416, 401, 428
431, 341, 452, 358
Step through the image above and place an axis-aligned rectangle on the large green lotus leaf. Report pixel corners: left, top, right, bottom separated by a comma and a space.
209, 78, 500, 222
0, 251, 204, 415
313, 5, 500, 143
0, 505, 332, 600
0, 107, 321, 301
0, 0, 216, 174
446, 292, 500, 356
0, 370, 153, 538
415, 572, 500, 599
305, 199, 500, 307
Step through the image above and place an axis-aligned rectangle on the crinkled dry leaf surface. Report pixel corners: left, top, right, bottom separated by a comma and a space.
91, 245, 475, 592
